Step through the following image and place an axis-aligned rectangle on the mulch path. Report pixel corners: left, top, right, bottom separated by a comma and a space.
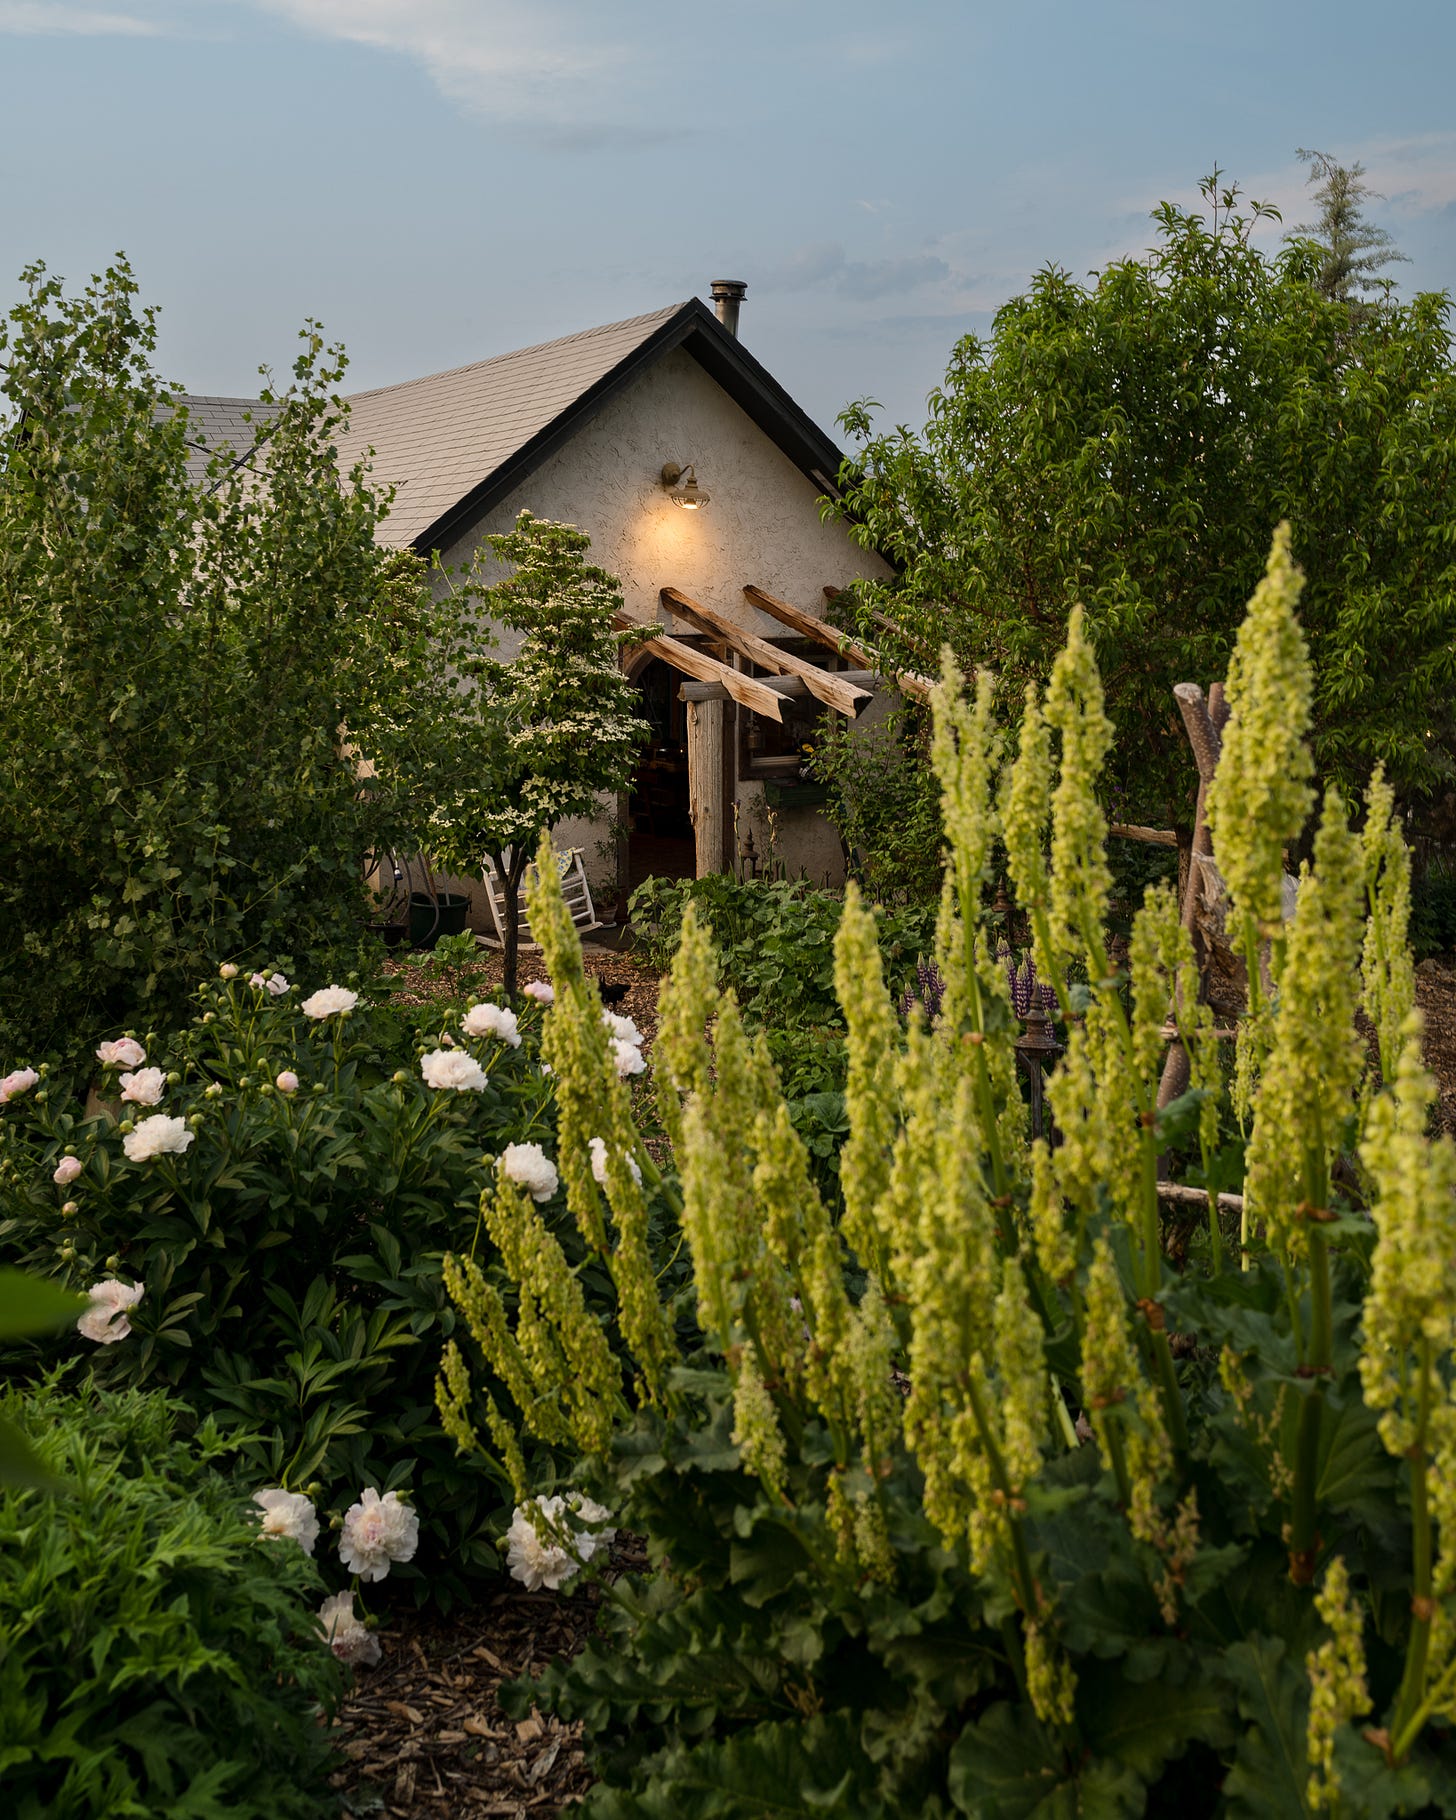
330, 1584, 600, 1818
1415, 959, 1456, 1135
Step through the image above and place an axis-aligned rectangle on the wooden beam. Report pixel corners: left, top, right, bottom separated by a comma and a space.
744, 583, 875, 665
615, 617, 783, 721
1110, 822, 1179, 848
744, 584, 935, 705
660, 587, 869, 718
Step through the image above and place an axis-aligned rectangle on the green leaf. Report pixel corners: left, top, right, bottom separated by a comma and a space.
1220, 1636, 1313, 1819
948, 1702, 1145, 1819
1077, 1659, 1237, 1782
0, 1269, 87, 1339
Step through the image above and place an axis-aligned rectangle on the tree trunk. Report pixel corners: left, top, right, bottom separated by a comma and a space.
494, 850, 532, 1003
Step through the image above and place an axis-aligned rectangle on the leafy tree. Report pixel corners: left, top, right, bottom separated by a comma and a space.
1289, 147, 1408, 306
828, 172, 1456, 843
430, 514, 648, 999
0, 258, 469, 1061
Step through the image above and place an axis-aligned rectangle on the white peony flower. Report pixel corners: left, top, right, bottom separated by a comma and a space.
96, 1038, 146, 1070
122, 1114, 194, 1163
588, 1136, 641, 1188
339, 1487, 420, 1582
420, 1048, 489, 1092
611, 1038, 646, 1080
602, 1012, 642, 1046
523, 980, 554, 1005
505, 1493, 615, 1592
461, 1002, 521, 1046
0, 1068, 38, 1105
275, 1070, 300, 1094
78, 1278, 144, 1344
250, 970, 292, 995
53, 1155, 83, 1186
300, 985, 359, 1019
317, 1591, 381, 1668
119, 1067, 166, 1106
219, 963, 239, 980
498, 1141, 559, 1203
253, 1487, 320, 1554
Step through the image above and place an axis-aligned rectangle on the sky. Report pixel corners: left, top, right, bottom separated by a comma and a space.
1, 0, 1453, 437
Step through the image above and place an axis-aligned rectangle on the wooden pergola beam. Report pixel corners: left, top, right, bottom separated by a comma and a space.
614, 616, 783, 722
743, 584, 935, 705
660, 587, 869, 718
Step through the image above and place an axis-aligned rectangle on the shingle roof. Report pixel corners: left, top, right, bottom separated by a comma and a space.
170, 297, 844, 552
171, 394, 284, 491
332, 304, 685, 547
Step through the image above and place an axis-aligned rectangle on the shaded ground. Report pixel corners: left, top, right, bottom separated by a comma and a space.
1415, 960, 1456, 1134
330, 1584, 599, 1817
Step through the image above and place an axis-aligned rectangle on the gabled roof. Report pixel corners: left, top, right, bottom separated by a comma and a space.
173, 394, 283, 491
174, 298, 846, 553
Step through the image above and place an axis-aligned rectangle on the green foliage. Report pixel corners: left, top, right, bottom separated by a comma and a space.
804, 706, 944, 905
449, 550, 1456, 1816
828, 171, 1456, 827
428, 512, 650, 997
0, 259, 480, 1066
1410, 859, 1456, 959
0, 1377, 343, 1819
1289, 148, 1408, 306
0, 969, 559, 1606
628, 873, 935, 1030
0, 1269, 85, 1486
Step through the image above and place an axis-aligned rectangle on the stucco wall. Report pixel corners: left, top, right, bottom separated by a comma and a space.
427, 345, 894, 931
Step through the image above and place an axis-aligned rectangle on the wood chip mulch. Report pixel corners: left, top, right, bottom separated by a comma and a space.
382, 942, 663, 1056
329, 1584, 600, 1818
1415, 958, 1456, 1134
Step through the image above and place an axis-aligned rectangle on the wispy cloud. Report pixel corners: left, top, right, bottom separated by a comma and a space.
0, 2, 163, 33
249, 0, 672, 147
760, 240, 953, 302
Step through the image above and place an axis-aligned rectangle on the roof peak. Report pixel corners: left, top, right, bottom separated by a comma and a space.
344, 301, 693, 404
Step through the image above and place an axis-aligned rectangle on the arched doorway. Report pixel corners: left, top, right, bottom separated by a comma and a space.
626, 655, 695, 894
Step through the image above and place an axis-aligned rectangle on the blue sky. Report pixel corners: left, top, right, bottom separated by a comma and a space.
2, 1, 1453, 436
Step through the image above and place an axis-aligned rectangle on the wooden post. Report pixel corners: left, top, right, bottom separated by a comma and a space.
686, 694, 726, 878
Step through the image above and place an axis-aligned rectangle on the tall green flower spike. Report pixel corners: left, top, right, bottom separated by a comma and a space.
1003, 683, 1054, 980
834, 882, 901, 1277
1206, 522, 1315, 954
1044, 603, 1115, 969
653, 903, 721, 1152
930, 649, 1002, 948
1361, 764, 1415, 1089
1244, 789, 1365, 1262
1305, 1556, 1370, 1813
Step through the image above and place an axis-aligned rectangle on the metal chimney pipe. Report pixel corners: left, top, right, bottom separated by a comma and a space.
710, 279, 747, 338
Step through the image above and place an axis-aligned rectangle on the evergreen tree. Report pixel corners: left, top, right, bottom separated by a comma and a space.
1289, 148, 1408, 304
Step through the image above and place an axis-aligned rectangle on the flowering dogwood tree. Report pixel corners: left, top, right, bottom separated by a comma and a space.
431, 513, 648, 1000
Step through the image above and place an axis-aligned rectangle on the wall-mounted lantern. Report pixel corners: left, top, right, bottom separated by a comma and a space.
660, 461, 710, 510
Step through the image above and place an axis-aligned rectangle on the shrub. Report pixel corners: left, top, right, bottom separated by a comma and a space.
0, 966, 562, 1606
627, 873, 936, 1030
444, 534, 1456, 1815
805, 703, 944, 904
0, 259, 475, 1065
0, 1377, 343, 1819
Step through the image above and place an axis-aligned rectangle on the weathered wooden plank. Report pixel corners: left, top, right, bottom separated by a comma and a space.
1110, 822, 1179, 848
615, 616, 783, 721
686, 695, 727, 877
660, 587, 869, 717
744, 585, 935, 705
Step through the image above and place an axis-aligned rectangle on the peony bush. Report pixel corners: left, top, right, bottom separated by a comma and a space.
0, 966, 586, 1607
439, 533, 1456, 1816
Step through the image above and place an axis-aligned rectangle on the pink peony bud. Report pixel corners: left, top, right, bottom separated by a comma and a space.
53, 1155, 83, 1186
275, 1071, 300, 1094
219, 963, 239, 980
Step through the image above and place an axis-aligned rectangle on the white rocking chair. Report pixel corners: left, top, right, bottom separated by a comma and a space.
477, 847, 604, 951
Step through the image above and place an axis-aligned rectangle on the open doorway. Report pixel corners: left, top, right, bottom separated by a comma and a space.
626, 656, 695, 895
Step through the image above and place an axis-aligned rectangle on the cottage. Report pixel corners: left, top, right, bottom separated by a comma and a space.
180, 281, 905, 928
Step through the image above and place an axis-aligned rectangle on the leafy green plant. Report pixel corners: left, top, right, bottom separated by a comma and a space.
805, 704, 944, 905
0, 966, 561, 1605
0, 1377, 343, 1819
0, 260, 487, 1068
0, 1270, 85, 1486
443, 534, 1456, 1815
829, 170, 1456, 832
